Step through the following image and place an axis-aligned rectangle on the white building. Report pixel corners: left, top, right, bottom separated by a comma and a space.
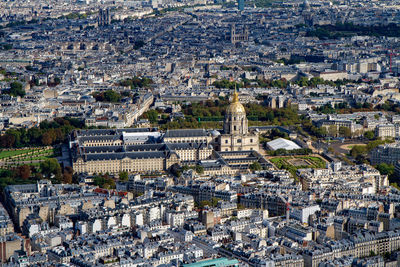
290, 205, 321, 224
267, 138, 301, 151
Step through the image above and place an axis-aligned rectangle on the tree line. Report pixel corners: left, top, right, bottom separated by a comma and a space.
0, 159, 74, 190
0, 117, 84, 148
180, 98, 304, 126
212, 77, 358, 90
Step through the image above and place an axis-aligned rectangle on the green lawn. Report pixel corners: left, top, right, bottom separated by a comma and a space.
0, 149, 35, 159
0, 148, 59, 167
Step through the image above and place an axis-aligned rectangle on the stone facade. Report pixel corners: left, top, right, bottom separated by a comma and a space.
70, 92, 261, 175
218, 90, 259, 152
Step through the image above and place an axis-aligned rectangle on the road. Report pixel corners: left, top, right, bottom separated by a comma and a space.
329, 140, 366, 155
58, 144, 72, 167
311, 140, 329, 153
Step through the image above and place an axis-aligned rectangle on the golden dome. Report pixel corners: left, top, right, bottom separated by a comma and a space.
226, 89, 246, 114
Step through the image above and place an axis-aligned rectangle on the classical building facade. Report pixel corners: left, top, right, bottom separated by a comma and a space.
70, 91, 263, 175
72, 141, 213, 174
218, 90, 259, 152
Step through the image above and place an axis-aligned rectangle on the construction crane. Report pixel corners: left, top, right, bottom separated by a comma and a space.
277, 193, 291, 225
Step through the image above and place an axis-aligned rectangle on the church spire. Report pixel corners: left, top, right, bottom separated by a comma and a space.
233, 84, 239, 103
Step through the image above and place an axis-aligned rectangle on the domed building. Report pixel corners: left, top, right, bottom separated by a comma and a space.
218, 90, 259, 152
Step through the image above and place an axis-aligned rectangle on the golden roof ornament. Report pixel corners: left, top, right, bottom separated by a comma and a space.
226, 83, 245, 114
233, 84, 239, 103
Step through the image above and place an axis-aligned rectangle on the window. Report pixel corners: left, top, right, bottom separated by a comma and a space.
250, 139, 253, 143
237, 139, 241, 143
234, 126, 237, 131
225, 140, 229, 144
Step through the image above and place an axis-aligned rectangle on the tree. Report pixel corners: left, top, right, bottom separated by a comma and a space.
5, 129, 21, 147
250, 162, 262, 171
0, 134, 15, 148
64, 166, 74, 175
104, 177, 116, 189
94, 175, 106, 187
211, 197, 221, 207
62, 166, 73, 184
143, 110, 159, 123
40, 158, 61, 178
62, 171, 73, 184
8, 82, 25, 97
339, 126, 352, 138
18, 165, 31, 180
200, 200, 212, 208
119, 171, 129, 181
41, 131, 55, 145
103, 90, 121, 102
195, 165, 204, 174
375, 163, 395, 176
119, 76, 153, 89
350, 145, 367, 158
54, 77, 61, 85
92, 90, 121, 102
364, 131, 375, 140
309, 126, 327, 137
328, 125, 338, 137
34, 172, 44, 180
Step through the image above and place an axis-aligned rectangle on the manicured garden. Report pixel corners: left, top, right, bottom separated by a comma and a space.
269, 156, 326, 177
0, 147, 60, 168
0, 148, 36, 159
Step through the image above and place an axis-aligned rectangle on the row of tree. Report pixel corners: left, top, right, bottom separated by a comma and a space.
212, 80, 243, 89
0, 117, 84, 148
212, 77, 357, 90
180, 99, 304, 126
315, 102, 378, 115
0, 158, 74, 190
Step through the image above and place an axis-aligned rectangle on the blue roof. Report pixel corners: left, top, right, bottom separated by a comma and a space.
182, 258, 239, 267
